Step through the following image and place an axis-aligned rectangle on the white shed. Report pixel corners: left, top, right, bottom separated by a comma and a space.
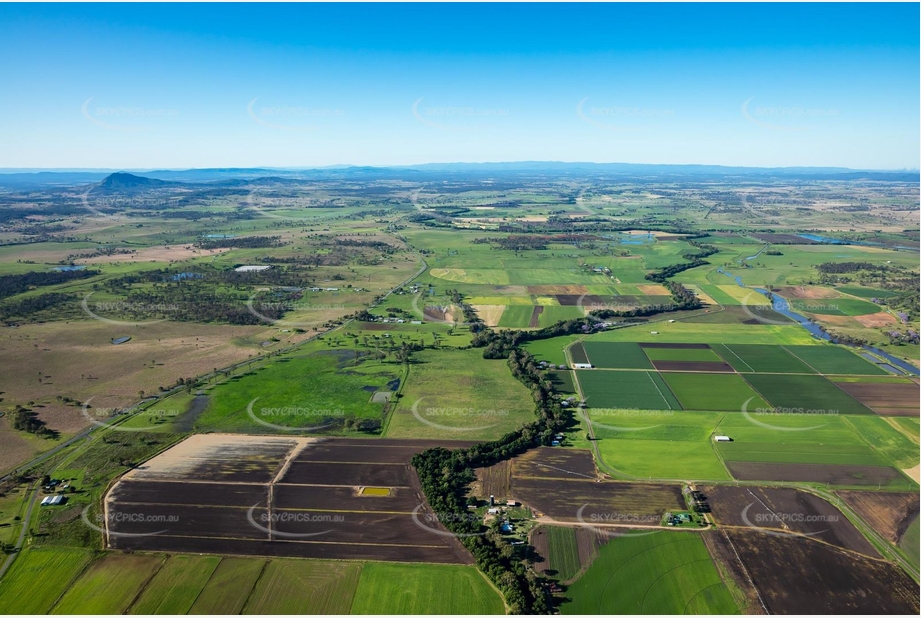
714, 435, 732, 442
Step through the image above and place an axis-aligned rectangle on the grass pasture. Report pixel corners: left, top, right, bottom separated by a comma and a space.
497, 305, 537, 328
350, 563, 504, 615
385, 348, 535, 440
188, 558, 268, 614
544, 526, 582, 581
563, 532, 739, 614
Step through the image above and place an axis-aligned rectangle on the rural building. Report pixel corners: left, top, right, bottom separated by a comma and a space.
234, 265, 271, 272
572, 363, 593, 369
714, 435, 732, 442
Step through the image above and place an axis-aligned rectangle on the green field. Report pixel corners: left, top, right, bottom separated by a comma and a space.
129, 555, 222, 614
714, 413, 896, 467
537, 306, 585, 327
792, 296, 881, 316
712, 344, 816, 373
642, 347, 724, 362
577, 370, 681, 410
590, 322, 818, 345
581, 341, 653, 369
199, 344, 402, 432
661, 373, 770, 412
0, 548, 94, 614
591, 411, 731, 480
783, 345, 888, 375
900, 515, 920, 567
242, 559, 361, 614
385, 348, 535, 440
843, 415, 920, 469
744, 374, 874, 415
563, 532, 739, 614
837, 286, 901, 300
350, 563, 504, 614
543, 526, 582, 581
188, 558, 268, 614
498, 305, 537, 328
51, 554, 165, 614
522, 335, 581, 365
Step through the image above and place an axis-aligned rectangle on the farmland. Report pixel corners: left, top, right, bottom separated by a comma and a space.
562, 532, 740, 614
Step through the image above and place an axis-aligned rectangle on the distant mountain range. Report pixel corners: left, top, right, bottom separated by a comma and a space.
0, 162, 917, 189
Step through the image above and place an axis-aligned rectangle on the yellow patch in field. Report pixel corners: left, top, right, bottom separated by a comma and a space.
472, 305, 506, 327
636, 284, 669, 296
533, 296, 560, 306
360, 487, 392, 497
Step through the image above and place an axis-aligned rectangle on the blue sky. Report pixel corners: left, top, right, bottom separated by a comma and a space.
0, 3, 917, 169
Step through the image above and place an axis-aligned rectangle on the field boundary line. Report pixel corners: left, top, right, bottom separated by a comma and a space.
682, 580, 735, 615
717, 344, 754, 373
645, 371, 673, 410
185, 556, 223, 613
123, 554, 168, 614
238, 559, 270, 615
42, 551, 98, 614
721, 529, 770, 615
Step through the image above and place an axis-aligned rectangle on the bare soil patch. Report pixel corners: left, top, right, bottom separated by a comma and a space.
78, 245, 229, 264
652, 360, 735, 373
471, 305, 505, 327
836, 491, 920, 543
636, 284, 669, 295
774, 286, 839, 300
474, 459, 512, 501
107, 435, 475, 564
726, 529, 919, 614
701, 485, 878, 556
528, 306, 544, 328
725, 461, 903, 487
853, 311, 898, 328
834, 381, 919, 414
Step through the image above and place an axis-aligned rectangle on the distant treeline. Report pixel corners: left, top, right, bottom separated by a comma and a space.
197, 235, 283, 250
816, 261, 886, 274
0, 268, 99, 301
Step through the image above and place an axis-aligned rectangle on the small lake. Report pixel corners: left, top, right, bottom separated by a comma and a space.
54, 265, 86, 271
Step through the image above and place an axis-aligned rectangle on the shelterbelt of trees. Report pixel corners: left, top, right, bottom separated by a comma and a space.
411, 239, 712, 613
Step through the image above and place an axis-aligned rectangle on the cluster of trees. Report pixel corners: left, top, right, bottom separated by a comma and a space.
645, 239, 718, 283
412, 349, 567, 613
11, 406, 56, 438
198, 235, 282, 250
0, 269, 99, 301
1, 292, 71, 320
816, 261, 885, 274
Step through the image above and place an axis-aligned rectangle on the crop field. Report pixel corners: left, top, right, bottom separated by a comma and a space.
579, 341, 653, 369
661, 373, 769, 411
590, 322, 820, 345
104, 434, 475, 563
509, 448, 683, 523
385, 348, 535, 440
711, 343, 816, 373
51, 553, 166, 614
242, 559, 361, 614
350, 563, 504, 614
562, 532, 740, 614
743, 374, 875, 415
530, 525, 604, 582
783, 345, 889, 375
0, 548, 94, 614
128, 555, 222, 614
187, 558, 268, 614
701, 485, 878, 556
725, 530, 919, 614
521, 335, 580, 365
831, 378, 920, 415
497, 305, 537, 328
641, 346, 724, 362
577, 370, 680, 410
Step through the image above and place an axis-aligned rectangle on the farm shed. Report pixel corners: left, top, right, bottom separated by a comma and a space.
714, 435, 732, 442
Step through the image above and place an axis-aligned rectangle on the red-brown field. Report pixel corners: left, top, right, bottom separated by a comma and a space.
639, 342, 711, 349
528, 306, 544, 328
724, 461, 904, 486
833, 381, 919, 415
652, 360, 735, 372
105, 435, 476, 564
837, 491, 920, 543
701, 485, 878, 556
726, 529, 919, 614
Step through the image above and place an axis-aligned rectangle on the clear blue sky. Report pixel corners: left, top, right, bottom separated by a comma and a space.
1, 3, 917, 169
